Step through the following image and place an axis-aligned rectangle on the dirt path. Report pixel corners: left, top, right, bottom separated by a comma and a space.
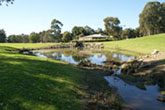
136, 52, 165, 76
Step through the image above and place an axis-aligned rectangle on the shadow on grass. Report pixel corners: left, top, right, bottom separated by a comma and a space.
0, 55, 84, 110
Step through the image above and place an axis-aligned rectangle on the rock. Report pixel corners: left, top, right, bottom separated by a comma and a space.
157, 96, 165, 102
151, 49, 159, 55
121, 63, 129, 69
127, 59, 134, 63
112, 65, 119, 70
75, 41, 84, 48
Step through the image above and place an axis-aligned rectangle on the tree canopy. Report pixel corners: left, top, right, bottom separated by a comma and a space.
50, 19, 63, 42
62, 31, 72, 42
0, 29, 6, 43
104, 17, 122, 37
139, 1, 165, 36
29, 33, 40, 43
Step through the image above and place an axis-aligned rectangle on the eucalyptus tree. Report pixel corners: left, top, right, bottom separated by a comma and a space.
96, 28, 104, 34
50, 19, 63, 42
139, 1, 165, 36
62, 31, 72, 42
72, 26, 87, 39
29, 32, 40, 43
8, 34, 29, 43
121, 28, 136, 39
0, 29, 6, 43
84, 26, 95, 35
104, 17, 122, 38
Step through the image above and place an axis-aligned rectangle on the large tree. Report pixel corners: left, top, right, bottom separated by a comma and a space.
104, 17, 122, 37
0, 29, 6, 43
139, 1, 165, 36
50, 19, 63, 42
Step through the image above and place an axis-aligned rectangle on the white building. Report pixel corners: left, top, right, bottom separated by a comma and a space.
79, 34, 111, 41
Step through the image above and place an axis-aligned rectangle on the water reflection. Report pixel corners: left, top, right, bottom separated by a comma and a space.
105, 76, 165, 110
34, 49, 134, 65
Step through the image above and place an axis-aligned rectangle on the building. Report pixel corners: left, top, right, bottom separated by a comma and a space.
79, 34, 110, 41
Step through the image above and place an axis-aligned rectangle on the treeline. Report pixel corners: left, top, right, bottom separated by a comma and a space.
0, 20, 141, 43
0, 1, 165, 43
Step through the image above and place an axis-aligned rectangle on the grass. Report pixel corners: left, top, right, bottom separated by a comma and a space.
119, 74, 138, 83
0, 43, 58, 49
104, 34, 165, 55
0, 45, 120, 110
163, 59, 165, 64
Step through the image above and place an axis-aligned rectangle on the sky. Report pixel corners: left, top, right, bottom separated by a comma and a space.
0, 0, 164, 36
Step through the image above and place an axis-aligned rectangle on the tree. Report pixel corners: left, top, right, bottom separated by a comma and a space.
50, 19, 63, 42
0, 29, 6, 43
8, 34, 29, 43
104, 17, 122, 38
39, 30, 54, 43
139, 1, 165, 36
121, 28, 136, 39
62, 32, 72, 42
96, 28, 104, 34
29, 33, 40, 43
84, 26, 95, 35
72, 26, 88, 39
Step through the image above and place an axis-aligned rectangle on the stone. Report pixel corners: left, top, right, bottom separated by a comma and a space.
157, 96, 165, 102
151, 49, 159, 55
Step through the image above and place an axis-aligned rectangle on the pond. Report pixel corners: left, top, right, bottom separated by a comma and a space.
33, 49, 165, 110
34, 49, 134, 65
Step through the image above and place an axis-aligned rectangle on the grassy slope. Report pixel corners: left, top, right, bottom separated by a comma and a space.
0, 47, 84, 110
104, 34, 165, 54
0, 45, 119, 110
0, 43, 58, 49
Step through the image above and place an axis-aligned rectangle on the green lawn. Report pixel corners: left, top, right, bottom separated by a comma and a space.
0, 43, 58, 49
104, 34, 165, 55
0, 45, 120, 110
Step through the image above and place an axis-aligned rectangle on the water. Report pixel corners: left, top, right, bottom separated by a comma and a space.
105, 76, 165, 110
33, 49, 134, 65
34, 49, 165, 110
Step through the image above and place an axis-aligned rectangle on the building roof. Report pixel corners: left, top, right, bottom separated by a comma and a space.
83, 34, 109, 38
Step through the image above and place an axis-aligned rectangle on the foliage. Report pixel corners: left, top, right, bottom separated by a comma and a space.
163, 59, 165, 64
121, 28, 137, 39
0, 29, 6, 43
139, 1, 165, 36
39, 30, 55, 43
8, 34, 29, 43
104, 17, 122, 38
29, 33, 40, 43
62, 31, 73, 42
50, 19, 63, 42
95, 28, 105, 34
72, 26, 88, 39
84, 26, 95, 35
